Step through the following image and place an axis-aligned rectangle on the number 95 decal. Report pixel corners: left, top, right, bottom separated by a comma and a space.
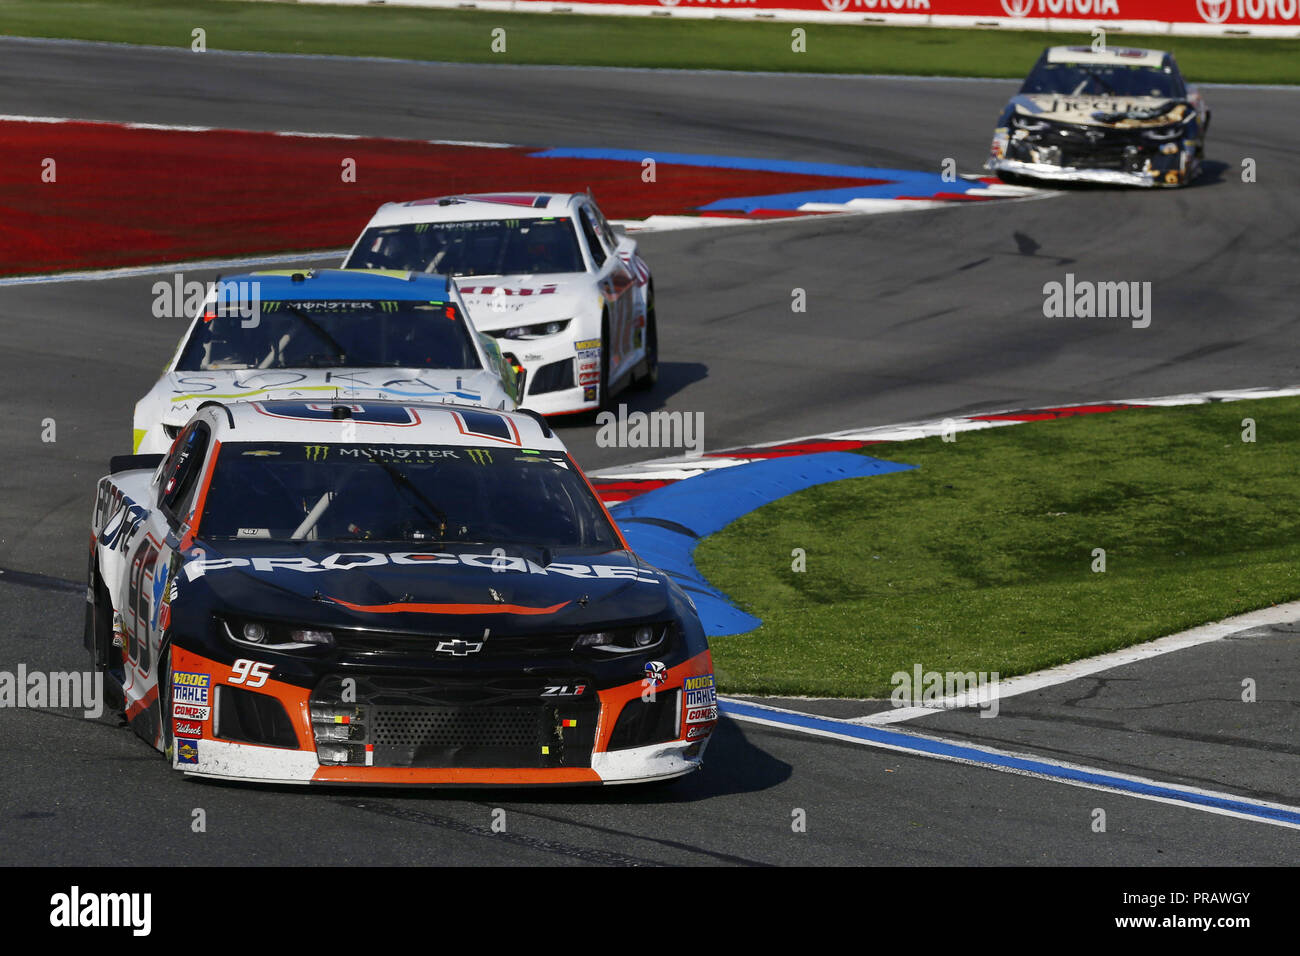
229, 659, 273, 688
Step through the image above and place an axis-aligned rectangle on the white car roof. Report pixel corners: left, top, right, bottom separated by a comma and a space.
1045, 46, 1167, 68
198, 400, 566, 452
360, 193, 584, 228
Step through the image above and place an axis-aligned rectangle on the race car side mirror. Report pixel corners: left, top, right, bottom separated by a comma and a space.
109, 454, 165, 475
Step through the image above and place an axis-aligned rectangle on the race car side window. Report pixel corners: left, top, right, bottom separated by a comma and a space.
1163, 55, 1187, 96
578, 207, 608, 268
159, 422, 211, 525
592, 205, 620, 252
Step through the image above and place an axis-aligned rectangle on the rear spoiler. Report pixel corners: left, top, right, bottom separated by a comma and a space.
109, 454, 164, 475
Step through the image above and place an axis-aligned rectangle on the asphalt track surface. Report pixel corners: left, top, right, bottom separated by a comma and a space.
1, 38, 1298, 866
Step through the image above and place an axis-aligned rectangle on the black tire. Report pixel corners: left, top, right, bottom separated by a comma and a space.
156, 648, 174, 759
630, 289, 659, 391
597, 310, 612, 412
88, 575, 126, 717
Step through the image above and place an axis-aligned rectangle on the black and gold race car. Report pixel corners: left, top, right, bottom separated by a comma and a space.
988, 45, 1209, 188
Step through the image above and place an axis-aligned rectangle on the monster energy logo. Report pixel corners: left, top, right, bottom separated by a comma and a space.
262, 301, 281, 312
304, 445, 330, 460
378, 301, 399, 312
466, 449, 494, 465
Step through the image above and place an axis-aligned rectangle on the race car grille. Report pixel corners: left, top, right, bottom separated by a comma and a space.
373, 706, 541, 748
1012, 123, 1155, 171
527, 358, 574, 396
310, 674, 598, 768
331, 628, 578, 659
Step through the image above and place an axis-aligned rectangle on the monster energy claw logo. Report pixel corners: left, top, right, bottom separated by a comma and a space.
466, 449, 494, 465
305, 445, 330, 460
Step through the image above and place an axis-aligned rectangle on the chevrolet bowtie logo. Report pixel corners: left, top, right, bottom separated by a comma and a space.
436, 638, 483, 656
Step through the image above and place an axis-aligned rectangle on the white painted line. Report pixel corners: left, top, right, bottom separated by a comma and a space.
124, 122, 215, 132
0, 250, 348, 287
427, 139, 517, 149
720, 698, 1300, 830
274, 130, 362, 139
590, 385, 1300, 481
858, 600, 1300, 724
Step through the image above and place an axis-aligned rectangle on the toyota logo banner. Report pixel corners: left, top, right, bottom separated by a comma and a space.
512, 0, 1300, 32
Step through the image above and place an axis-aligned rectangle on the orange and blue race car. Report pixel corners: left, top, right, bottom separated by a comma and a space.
85, 399, 716, 785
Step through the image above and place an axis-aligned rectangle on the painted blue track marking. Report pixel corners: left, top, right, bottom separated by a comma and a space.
697, 179, 975, 210
721, 699, 1300, 828
532, 146, 906, 178
530, 147, 991, 207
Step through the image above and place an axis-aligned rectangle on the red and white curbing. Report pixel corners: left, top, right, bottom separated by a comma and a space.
615, 178, 1051, 233
589, 386, 1300, 503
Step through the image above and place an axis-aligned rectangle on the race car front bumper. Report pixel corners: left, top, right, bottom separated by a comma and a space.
495, 332, 603, 416
167, 645, 716, 786
988, 158, 1174, 188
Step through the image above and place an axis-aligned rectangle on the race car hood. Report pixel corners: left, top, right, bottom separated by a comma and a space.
452, 274, 591, 334
1009, 94, 1192, 128
180, 541, 673, 636
153, 367, 509, 426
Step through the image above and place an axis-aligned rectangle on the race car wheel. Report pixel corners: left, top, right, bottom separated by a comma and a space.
631, 290, 659, 391
87, 574, 126, 716
157, 648, 174, 759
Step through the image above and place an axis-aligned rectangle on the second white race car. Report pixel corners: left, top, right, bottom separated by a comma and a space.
343, 192, 657, 416
132, 269, 520, 454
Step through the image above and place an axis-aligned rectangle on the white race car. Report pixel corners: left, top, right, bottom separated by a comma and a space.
132, 269, 521, 454
342, 192, 657, 417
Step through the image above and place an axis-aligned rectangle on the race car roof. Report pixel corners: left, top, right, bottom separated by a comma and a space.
203, 400, 566, 451
1045, 46, 1167, 68
223, 268, 455, 301
360, 193, 580, 228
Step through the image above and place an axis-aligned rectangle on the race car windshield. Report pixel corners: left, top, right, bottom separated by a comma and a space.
174, 300, 481, 371
344, 219, 585, 276
1019, 63, 1185, 99
198, 442, 623, 550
